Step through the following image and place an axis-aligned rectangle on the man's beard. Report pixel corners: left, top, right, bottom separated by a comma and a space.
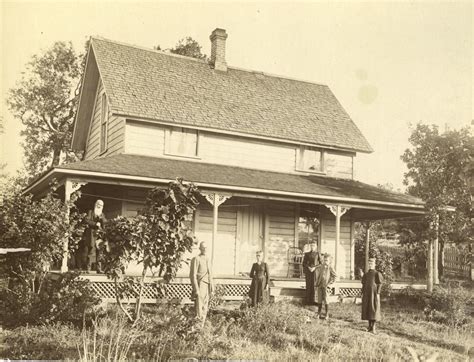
94, 207, 103, 216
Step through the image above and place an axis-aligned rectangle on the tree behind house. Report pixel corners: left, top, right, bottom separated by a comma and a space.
7, 41, 84, 178
155, 37, 207, 60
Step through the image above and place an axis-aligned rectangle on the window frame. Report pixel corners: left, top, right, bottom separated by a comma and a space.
295, 145, 326, 174
99, 93, 109, 154
164, 126, 201, 159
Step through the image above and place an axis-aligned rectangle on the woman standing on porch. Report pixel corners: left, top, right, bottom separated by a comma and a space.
249, 251, 270, 307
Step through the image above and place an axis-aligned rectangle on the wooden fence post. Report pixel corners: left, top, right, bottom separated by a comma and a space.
427, 239, 433, 293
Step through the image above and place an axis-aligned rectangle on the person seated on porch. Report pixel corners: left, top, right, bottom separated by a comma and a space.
302, 242, 321, 306
78, 199, 107, 273
314, 253, 336, 320
361, 258, 383, 334
249, 250, 270, 307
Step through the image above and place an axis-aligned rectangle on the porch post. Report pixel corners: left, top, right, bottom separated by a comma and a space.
427, 238, 433, 293
365, 222, 371, 273
350, 221, 356, 280
433, 214, 440, 285
204, 193, 230, 267
325, 205, 350, 278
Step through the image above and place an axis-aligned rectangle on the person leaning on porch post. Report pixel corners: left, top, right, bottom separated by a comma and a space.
314, 253, 336, 320
249, 250, 270, 307
361, 257, 383, 334
189, 242, 214, 326
302, 242, 321, 305
78, 199, 107, 273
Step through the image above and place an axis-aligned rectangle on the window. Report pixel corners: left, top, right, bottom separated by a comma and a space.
296, 146, 324, 173
298, 215, 320, 251
99, 93, 108, 153
165, 127, 199, 157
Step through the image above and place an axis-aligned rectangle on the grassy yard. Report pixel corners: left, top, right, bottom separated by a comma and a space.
1, 297, 472, 361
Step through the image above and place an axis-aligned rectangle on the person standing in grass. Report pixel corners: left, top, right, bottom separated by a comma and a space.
314, 253, 336, 319
190, 242, 214, 325
361, 257, 383, 334
249, 250, 270, 307
302, 242, 321, 305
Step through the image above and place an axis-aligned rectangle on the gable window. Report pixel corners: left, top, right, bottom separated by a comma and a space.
99, 93, 108, 153
165, 127, 199, 157
296, 146, 325, 173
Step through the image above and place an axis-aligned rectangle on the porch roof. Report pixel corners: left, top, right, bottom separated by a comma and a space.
26, 154, 424, 213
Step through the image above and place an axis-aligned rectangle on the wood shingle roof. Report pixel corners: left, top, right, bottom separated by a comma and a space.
58, 154, 422, 207
88, 37, 373, 153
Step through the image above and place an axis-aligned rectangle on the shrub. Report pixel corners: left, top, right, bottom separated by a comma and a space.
1, 271, 100, 327
423, 285, 473, 327
392, 284, 473, 327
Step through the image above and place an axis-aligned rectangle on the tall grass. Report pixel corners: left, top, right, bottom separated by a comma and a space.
78, 311, 144, 361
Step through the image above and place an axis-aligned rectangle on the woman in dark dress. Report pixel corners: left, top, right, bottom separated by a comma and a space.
361, 258, 383, 334
249, 251, 270, 307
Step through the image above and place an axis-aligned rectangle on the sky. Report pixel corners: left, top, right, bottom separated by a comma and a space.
1, 1, 472, 190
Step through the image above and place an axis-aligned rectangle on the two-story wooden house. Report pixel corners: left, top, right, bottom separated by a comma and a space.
25, 29, 425, 300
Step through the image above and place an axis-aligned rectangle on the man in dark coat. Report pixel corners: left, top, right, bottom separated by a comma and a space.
79, 199, 107, 273
302, 242, 321, 305
361, 258, 383, 334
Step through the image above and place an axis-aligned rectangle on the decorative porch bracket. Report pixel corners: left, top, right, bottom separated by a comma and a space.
61, 179, 87, 272
325, 204, 351, 278
203, 192, 231, 267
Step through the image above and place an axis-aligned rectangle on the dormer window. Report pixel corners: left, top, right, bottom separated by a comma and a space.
296, 146, 325, 173
99, 93, 108, 154
165, 126, 199, 158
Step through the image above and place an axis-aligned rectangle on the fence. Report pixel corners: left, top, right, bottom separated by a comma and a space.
444, 244, 472, 280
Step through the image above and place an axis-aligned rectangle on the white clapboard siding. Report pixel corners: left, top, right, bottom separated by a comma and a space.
84, 79, 125, 159
122, 120, 354, 178
194, 206, 238, 275
124, 121, 166, 156
200, 133, 296, 173
325, 152, 353, 179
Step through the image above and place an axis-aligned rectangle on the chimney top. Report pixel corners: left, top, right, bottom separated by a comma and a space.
210, 28, 228, 72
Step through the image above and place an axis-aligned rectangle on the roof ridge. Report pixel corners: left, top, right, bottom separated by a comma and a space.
90, 35, 329, 88
90, 35, 208, 64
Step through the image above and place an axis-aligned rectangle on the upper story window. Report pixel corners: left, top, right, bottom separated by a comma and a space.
296, 146, 325, 173
99, 93, 108, 154
165, 127, 199, 158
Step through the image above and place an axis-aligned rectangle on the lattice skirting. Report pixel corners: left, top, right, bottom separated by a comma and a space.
338, 287, 362, 297
89, 281, 250, 301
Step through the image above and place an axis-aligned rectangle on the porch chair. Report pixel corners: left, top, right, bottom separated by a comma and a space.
287, 246, 304, 278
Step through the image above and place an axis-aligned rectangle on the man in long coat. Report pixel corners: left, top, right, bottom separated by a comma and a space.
79, 199, 107, 272
361, 258, 383, 334
302, 242, 321, 305
314, 253, 336, 319
190, 242, 214, 325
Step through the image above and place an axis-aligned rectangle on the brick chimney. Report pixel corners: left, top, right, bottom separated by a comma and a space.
209, 28, 228, 72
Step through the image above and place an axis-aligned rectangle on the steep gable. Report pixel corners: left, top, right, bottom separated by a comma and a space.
74, 36, 373, 153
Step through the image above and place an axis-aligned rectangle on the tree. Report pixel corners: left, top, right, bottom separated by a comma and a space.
102, 179, 200, 324
7, 42, 84, 178
401, 124, 473, 277
155, 37, 207, 60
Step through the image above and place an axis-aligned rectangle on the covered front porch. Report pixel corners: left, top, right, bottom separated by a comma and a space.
25, 154, 427, 301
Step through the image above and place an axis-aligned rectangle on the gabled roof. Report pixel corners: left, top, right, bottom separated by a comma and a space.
73, 37, 373, 153
26, 154, 423, 211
